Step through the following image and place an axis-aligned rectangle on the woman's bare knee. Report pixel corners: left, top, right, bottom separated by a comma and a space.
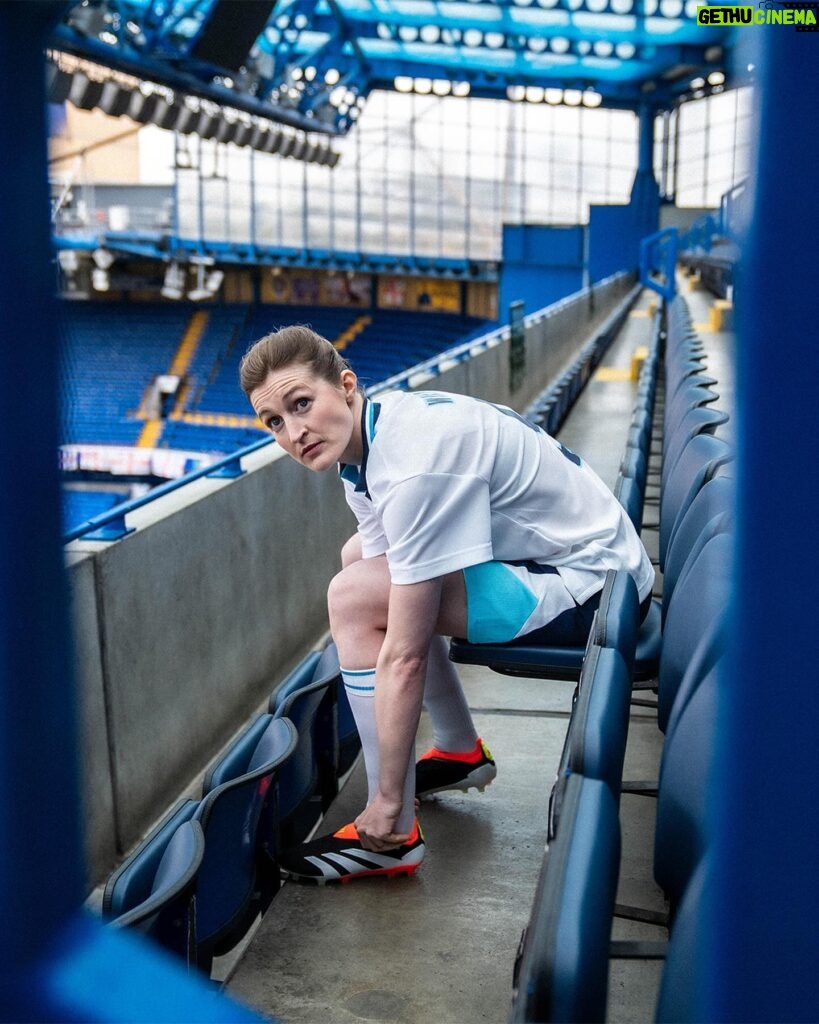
328, 557, 391, 631
340, 534, 363, 568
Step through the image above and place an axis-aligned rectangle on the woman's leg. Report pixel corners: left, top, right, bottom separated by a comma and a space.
327, 556, 475, 830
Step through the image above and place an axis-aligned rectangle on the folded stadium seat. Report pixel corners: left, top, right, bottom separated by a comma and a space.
661, 405, 730, 492
450, 567, 660, 683
104, 810, 204, 967
105, 714, 297, 973
266, 644, 345, 853
626, 406, 653, 459
657, 533, 732, 732
659, 433, 733, 571
559, 645, 633, 801
664, 379, 720, 438
660, 476, 734, 626
510, 774, 621, 1023
654, 857, 711, 1023
654, 639, 724, 910
614, 473, 644, 533
620, 445, 649, 499
269, 640, 349, 808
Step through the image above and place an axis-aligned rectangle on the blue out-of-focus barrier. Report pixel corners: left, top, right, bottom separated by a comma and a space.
639, 227, 678, 301
0, 5, 265, 1020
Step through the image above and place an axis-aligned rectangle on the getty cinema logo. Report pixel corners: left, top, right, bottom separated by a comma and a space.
697, 1, 818, 26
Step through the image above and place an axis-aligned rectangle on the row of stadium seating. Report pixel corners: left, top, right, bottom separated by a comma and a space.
103, 640, 358, 976
59, 301, 494, 456
60, 302, 192, 446
466, 293, 734, 1020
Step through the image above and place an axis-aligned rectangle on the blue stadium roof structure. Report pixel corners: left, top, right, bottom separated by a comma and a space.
51, 0, 739, 135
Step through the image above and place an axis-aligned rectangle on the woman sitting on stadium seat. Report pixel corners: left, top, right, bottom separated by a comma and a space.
239, 325, 653, 883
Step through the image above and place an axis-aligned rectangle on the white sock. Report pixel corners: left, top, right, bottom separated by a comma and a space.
341, 667, 416, 835
422, 635, 480, 753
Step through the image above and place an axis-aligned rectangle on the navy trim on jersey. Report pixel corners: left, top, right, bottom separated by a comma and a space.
338, 398, 380, 499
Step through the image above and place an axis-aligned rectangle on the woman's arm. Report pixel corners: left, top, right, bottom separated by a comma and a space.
354, 576, 443, 849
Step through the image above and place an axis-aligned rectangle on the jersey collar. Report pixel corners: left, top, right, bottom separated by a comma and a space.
339, 396, 380, 498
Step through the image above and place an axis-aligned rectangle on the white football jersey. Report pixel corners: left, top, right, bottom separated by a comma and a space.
340, 391, 654, 604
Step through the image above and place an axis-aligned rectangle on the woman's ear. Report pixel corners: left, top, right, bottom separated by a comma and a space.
340, 368, 358, 401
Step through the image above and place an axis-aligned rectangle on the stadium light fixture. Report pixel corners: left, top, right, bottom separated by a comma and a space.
91, 267, 110, 292
92, 247, 114, 270
161, 261, 186, 300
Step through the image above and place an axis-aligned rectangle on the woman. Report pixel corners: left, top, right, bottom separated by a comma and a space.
240, 325, 653, 883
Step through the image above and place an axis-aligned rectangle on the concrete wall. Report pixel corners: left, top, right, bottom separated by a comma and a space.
68, 271, 635, 888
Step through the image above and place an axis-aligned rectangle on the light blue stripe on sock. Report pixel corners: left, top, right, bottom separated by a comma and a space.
341, 667, 376, 695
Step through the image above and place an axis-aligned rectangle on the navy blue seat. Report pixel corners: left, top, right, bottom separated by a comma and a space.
654, 857, 711, 1023
570, 645, 633, 795
267, 643, 346, 850
658, 532, 732, 732
614, 472, 644, 532
661, 475, 734, 625
104, 810, 204, 967
654, 639, 723, 908
451, 568, 659, 683
550, 645, 633, 838
105, 713, 297, 973
511, 774, 621, 1023
664, 380, 720, 439
620, 445, 648, 497
659, 433, 733, 571
661, 404, 730, 492
271, 643, 359, 780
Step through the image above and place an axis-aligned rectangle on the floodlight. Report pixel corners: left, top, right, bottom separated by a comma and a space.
93, 247, 114, 270
91, 268, 110, 292
161, 262, 186, 300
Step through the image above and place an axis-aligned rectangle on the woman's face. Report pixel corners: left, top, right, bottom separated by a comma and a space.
249, 363, 363, 471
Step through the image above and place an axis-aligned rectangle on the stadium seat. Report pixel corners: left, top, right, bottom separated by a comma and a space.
661, 404, 730, 492
106, 713, 298, 973
657, 532, 732, 732
562, 644, 633, 798
265, 646, 346, 853
614, 472, 644, 532
511, 774, 621, 1023
103, 806, 204, 967
450, 568, 659, 683
654, 639, 724, 907
269, 641, 345, 816
661, 475, 734, 625
274, 640, 360, 781
659, 432, 733, 570
654, 857, 711, 1024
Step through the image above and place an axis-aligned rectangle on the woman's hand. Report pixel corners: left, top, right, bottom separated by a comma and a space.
355, 793, 410, 851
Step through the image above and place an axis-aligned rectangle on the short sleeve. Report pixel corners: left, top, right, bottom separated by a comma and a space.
343, 483, 388, 558
378, 472, 493, 584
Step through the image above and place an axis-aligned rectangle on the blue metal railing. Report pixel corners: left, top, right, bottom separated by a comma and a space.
639, 227, 678, 301
64, 271, 629, 544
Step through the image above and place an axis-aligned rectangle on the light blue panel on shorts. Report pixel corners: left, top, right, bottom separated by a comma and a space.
462, 561, 538, 644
